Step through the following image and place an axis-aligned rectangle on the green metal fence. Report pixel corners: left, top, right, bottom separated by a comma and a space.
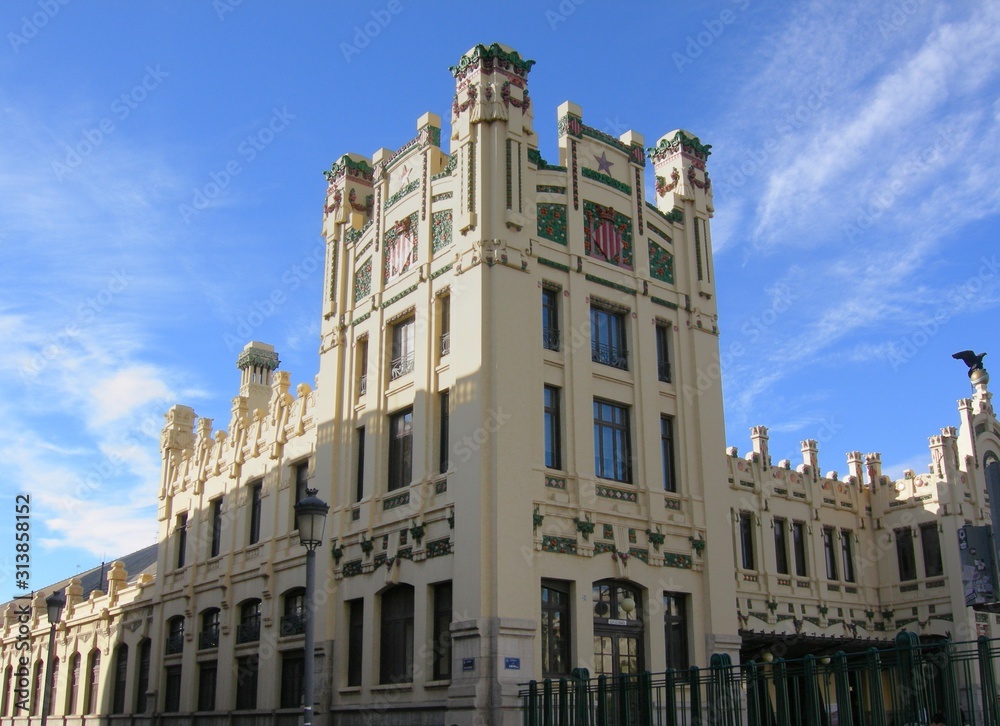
520, 632, 1000, 726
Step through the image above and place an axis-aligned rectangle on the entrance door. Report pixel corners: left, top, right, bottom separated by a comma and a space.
592, 580, 644, 677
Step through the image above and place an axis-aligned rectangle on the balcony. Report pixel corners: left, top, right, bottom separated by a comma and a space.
657, 361, 671, 383
165, 633, 184, 655
591, 342, 628, 370
280, 613, 306, 637
389, 352, 415, 381
439, 332, 450, 357
542, 327, 560, 351
358, 373, 367, 397
236, 619, 261, 644
198, 627, 219, 650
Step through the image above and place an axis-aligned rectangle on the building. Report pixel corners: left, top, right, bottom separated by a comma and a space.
2, 42, 998, 726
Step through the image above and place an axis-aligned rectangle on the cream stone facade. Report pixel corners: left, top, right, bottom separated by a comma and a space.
2, 43, 998, 726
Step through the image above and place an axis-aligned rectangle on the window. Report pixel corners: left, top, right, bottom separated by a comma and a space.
655, 323, 671, 382
235, 655, 259, 710
164, 664, 182, 712
166, 616, 184, 655
432, 582, 453, 681
792, 521, 808, 577
388, 408, 414, 491
390, 317, 416, 380
355, 427, 366, 502
439, 295, 451, 357
774, 518, 789, 575
358, 338, 369, 397
738, 512, 756, 570
210, 498, 223, 558
30, 660, 41, 715
347, 599, 364, 687
248, 480, 262, 545
197, 661, 217, 712
199, 608, 220, 649
293, 460, 309, 531
84, 650, 100, 714
593, 400, 631, 483
542, 287, 560, 351
112, 645, 127, 713
590, 305, 628, 369
921, 523, 943, 577
238, 600, 261, 643
175, 513, 188, 569
2, 665, 10, 716
280, 650, 305, 709
544, 386, 562, 470
660, 415, 676, 492
541, 580, 571, 677
67, 652, 81, 713
663, 592, 689, 671
439, 391, 450, 474
135, 640, 150, 714
841, 530, 856, 583
380, 585, 414, 684
282, 588, 306, 636
48, 657, 58, 715
823, 527, 839, 580
896, 527, 917, 581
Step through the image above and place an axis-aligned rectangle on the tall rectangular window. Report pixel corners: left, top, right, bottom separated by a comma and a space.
660, 415, 676, 492
380, 585, 415, 684
841, 530, 856, 583
175, 513, 187, 569
432, 582, 453, 681
355, 427, 366, 503
542, 287, 560, 351
135, 640, 150, 714
164, 665, 182, 713
68, 653, 80, 714
738, 512, 755, 570
921, 523, 943, 577
593, 400, 631, 483
663, 592, 689, 671
388, 408, 413, 491
357, 338, 369, 397
774, 518, 789, 575
792, 521, 808, 577
590, 306, 628, 370
390, 317, 416, 380
347, 599, 364, 687
541, 580, 571, 677
544, 386, 561, 470
896, 527, 917, 581
49, 658, 59, 716
655, 323, 671, 383
439, 391, 450, 474
111, 647, 127, 713
210, 498, 223, 558
235, 655, 259, 710
293, 460, 309, 531
197, 661, 217, 712
439, 296, 451, 358
280, 651, 305, 709
248, 480, 262, 545
823, 527, 839, 580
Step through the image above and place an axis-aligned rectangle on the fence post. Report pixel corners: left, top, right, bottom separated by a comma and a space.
543, 678, 553, 726
558, 677, 569, 726
865, 648, 886, 726
689, 665, 702, 726
709, 653, 737, 726
833, 652, 853, 726
638, 671, 653, 726
773, 658, 790, 726
616, 674, 632, 725
597, 674, 608, 726
664, 669, 678, 726
895, 630, 920, 726
746, 661, 762, 726
571, 668, 590, 726
978, 636, 999, 725
803, 655, 822, 725
935, 640, 963, 726
528, 680, 539, 726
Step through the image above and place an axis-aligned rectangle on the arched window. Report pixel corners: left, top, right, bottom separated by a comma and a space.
48, 657, 59, 715
238, 599, 262, 643
67, 652, 80, 714
281, 588, 306, 636
30, 659, 42, 715
380, 584, 414, 684
1, 664, 11, 716
166, 616, 185, 654
112, 644, 128, 714
199, 608, 220, 649
592, 580, 645, 677
985, 452, 1000, 503
134, 639, 150, 714
84, 650, 100, 714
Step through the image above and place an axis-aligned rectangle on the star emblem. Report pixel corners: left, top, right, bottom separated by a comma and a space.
594, 152, 614, 175
399, 165, 412, 186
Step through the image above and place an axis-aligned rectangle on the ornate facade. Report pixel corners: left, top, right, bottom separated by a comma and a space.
2, 43, 998, 726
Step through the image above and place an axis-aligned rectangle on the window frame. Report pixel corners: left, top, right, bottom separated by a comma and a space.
199, 608, 220, 650
163, 664, 182, 713
292, 460, 309, 531
660, 415, 676, 492
347, 598, 364, 687
84, 650, 100, 715
355, 426, 366, 502
388, 407, 414, 492
235, 654, 259, 711
544, 385, 562, 471
210, 497, 224, 558
593, 399, 632, 483
248, 480, 263, 545
920, 522, 943, 578
655, 323, 671, 383
439, 390, 450, 474
773, 518, 790, 575
841, 529, 856, 583
390, 316, 416, 381
280, 650, 305, 709
175, 513, 188, 569
379, 585, 415, 684
738, 511, 756, 570
542, 286, 560, 351
896, 527, 917, 582
823, 527, 839, 580
111, 644, 127, 714
197, 660, 217, 712
663, 591, 689, 672
432, 581, 453, 681
590, 305, 629, 370
792, 521, 808, 577
541, 579, 572, 678
439, 295, 451, 358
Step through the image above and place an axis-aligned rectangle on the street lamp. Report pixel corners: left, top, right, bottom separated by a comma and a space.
294, 488, 329, 726
40, 589, 66, 726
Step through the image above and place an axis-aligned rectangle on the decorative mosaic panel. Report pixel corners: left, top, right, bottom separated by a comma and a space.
629, 547, 649, 563
536, 203, 567, 245
537, 185, 566, 194
432, 209, 453, 253
427, 538, 452, 558
542, 535, 577, 555
594, 541, 615, 555
583, 201, 633, 270
662, 553, 693, 569
342, 559, 363, 577
648, 241, 674, 284
628, 529, 637, 544
602, 524, 613, 540
383, 491, 410, 510
596, 485, 637, 503
434, 479, 448, 494
544, 475, 566, 489
581, 167, 632, 195
383, 212, 419, 283
353, 258, 372, 303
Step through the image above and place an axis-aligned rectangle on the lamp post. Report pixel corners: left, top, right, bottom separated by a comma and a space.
40, 589, 65, 726
294, 488, 329, 726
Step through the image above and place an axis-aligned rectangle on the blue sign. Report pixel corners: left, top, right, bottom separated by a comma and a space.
462, 658, 475, 671
504, 657, 521, 670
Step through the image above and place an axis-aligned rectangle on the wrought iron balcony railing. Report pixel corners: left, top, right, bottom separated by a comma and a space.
591, 342, 628, 370
358, 373, 367, 397
198, 627, 219, 650
658, 361, 672, 383
439, 332, 451, 357
280, 613, 306, 637
165, 633, 184, 655
236, 619, 260, 644
390, 352, 415, 381
542, 327, 560, 351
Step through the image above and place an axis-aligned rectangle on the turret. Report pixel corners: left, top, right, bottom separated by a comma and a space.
237, 341, 279, 413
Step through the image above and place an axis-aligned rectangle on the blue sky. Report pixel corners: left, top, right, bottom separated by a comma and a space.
2, 0, 998, 591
